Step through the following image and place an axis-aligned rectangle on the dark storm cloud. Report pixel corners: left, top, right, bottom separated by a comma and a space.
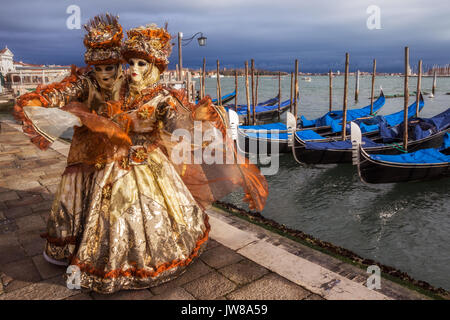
1, 0, 450, 72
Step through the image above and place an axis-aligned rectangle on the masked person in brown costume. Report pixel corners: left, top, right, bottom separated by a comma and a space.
14, 20, 268, 294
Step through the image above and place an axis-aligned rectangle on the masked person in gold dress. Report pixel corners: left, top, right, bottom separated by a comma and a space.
14, 19, 268, 294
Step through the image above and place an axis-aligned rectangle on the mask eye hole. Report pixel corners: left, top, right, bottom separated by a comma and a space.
129, 61, 134, 66
138, 61, 146, 67
105, 66, 114, 71
95, 66, 101, 72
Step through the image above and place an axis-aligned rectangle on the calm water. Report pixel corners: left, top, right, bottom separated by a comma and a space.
205, 75, 450, 291
1, 75, 449, 290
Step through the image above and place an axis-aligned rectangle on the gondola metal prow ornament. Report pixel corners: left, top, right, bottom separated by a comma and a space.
287, 111, 296, 147
350, 121, 362, 165
228, 109, 239, 141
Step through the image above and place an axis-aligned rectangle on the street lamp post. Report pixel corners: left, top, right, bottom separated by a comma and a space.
177, 32, 183, 81
177, 31, 207, 81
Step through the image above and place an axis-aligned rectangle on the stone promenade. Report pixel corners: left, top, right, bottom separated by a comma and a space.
0, 120, 430, 300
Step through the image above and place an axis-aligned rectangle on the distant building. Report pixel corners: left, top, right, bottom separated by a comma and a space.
0, 46, 15, 74
0, 46, 70, 95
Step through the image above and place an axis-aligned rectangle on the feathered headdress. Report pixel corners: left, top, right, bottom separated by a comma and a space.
121, 23, 172, 73
83, 13, 123, 65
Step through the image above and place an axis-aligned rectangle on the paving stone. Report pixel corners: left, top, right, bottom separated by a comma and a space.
0, 191, 19, 202
15, 214, 46, 233
39, 177, 61, 186
218, 259, 269, 285
183, 271, 236, 300
0, 232, 19, 248
91, 289, 153, 300
0, 218, 18, 234
205, 239, 221, 251
0, 160, 16, 170
0, 155, 15, 162
151, 287, 195, 300
200, 244, 244, 269
0, 244, 26, 265
64, 293, 93, 300
0, 179, 41, 191
5, 194, 43, 208
31, 200, 53, 213
16, 186, 49, 197
150, 259, 213, 295
226, 273, 311, 300
41, 192, 54, 201
21, 237, 46, 257
0, 258, 42, 285
36, 159, 62, 167
0, 275, 80, 300
39, 172, 64, 180
305, 293, 325, 300
46, 184, 59, 194
16, 151, 38, 160
3, 206, 33, 219
32, 255, 66, 280
17, 230, 46, 257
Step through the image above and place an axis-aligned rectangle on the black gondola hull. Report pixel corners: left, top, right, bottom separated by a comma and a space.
293, 130, 448, 165
358, 148, 450, 183
240, 104, 291, 124
237, 132, 290, 155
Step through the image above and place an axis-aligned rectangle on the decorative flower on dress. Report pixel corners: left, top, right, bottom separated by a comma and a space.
118, 156, 131, 170
137, 105, 155, 119
94, 157, 106, 169
102, 184, 112, 200
131, 147, 148, 163
121, 24, 172, 72
83, 14, 123, 65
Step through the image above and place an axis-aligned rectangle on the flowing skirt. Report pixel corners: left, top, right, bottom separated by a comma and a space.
42, 147, 209, 294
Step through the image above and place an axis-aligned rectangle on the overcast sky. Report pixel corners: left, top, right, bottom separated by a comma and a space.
1, 0, 450, 72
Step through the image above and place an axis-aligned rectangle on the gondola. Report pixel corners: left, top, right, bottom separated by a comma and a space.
234, 112, 296, 155
298, 89, 385, 134
292, 106, 450, 166
351, 122, 450, 183
225, 95, 279, 110
227, 97, 291, 125
210, 91, 236, 105
235, 91, 395, 156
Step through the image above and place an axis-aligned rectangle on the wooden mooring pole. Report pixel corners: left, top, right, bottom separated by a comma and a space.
432, 70, 437, 96
245, 61, 251, 125
216, 60, 222, 106
294, 59, 299, 122
416, 59, 422, 117
290, 72, 294, 113
370, 59, 376, 114
178, 32, 183, 81
403, 47, 409, 151
329, 70, 333, 112
278, 71, 281, 121
255, 72, 259, 108
234, 69, 238, 112
355, 70, 360, 102
251, 59, 256, 125
202, 58, 206, 98
199, 67, 203, 100
341, 53, 349, 141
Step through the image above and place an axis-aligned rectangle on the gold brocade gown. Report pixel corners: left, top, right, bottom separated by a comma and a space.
42, 86, 210, 294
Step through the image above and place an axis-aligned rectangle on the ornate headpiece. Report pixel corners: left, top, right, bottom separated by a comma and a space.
121, 24, 172, 73
83, 14, 123, 65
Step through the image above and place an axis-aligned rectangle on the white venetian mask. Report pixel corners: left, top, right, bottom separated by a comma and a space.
94, 64, 118, 89
129, 58, 150, 84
